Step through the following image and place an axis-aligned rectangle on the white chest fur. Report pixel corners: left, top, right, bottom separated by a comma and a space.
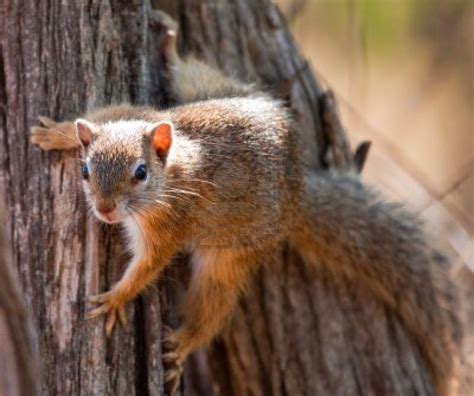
123, 217, 146, 257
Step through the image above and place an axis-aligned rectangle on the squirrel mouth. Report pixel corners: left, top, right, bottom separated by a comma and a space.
94, 209, 122, 224
99, 216, 121, 224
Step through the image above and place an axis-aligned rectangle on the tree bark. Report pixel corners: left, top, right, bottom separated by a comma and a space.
0, 203, 41, 396
0, 0, 437, 395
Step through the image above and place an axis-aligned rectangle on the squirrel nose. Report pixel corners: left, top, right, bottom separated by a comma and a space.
97, 202, 116, 214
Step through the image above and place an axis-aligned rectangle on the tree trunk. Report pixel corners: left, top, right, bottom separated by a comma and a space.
0, 203, 41, 396
0, 1, 436, 395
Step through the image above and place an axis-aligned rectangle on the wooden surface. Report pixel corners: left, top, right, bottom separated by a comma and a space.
0, 204, 41, 396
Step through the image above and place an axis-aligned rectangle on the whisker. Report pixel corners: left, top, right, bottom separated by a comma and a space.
158, 193, 192, 203
185, 178, 217, 187
137, 199, 180, 218
163, 188, 208, 201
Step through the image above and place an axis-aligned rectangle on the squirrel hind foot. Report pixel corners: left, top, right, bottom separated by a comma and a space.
162, 326, 184, 395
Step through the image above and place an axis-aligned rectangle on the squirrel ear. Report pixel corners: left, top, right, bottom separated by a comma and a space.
149, 121, 173, 161
75, 119, 96, 148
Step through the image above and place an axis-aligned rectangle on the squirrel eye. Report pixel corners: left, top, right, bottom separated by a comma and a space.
134, 164, 147, 181
81, 163, 89, 180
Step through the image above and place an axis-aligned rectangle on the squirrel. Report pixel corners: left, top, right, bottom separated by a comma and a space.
31, 10, 461, 396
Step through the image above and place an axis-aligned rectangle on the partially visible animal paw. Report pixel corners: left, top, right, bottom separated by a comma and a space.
30, 116, 78, 150
162, 326, 183, 395
87, 290, 128, 336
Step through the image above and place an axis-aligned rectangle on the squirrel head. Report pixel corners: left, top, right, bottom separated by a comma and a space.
75, 119, 173, 224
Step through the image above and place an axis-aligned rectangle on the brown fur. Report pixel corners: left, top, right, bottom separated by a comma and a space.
292, 173, 461, 396
30, 11, 461, 396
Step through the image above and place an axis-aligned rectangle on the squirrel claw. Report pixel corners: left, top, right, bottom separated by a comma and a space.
162, 351, 179, 364
162, 326, 180, 349
117, 306, 127, 326
86, 304, 109, 320
88, 291, 113, 303
105, 309, 117, 336
162, 327, 183, 395
164, 364, 183, 396
162, 334, 179, 350
87, 291, 128, 336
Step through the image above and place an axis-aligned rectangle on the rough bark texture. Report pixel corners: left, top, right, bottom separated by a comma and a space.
0, 0, 438, 395
0, 204, 41, 396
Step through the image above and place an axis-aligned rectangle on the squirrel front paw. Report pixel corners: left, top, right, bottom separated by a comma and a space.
87, 290, 128, 336
162, 326, 184, 395
30, 116, 79, 151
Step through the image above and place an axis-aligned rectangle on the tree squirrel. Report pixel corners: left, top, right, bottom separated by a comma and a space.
31, 10, 460, 396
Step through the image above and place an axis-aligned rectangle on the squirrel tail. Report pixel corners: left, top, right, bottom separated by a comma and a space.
152, 9, 255, 104
169, 56, 256, 103
290, 172, 462, 395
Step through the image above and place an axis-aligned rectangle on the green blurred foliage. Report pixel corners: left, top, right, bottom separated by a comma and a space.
362, 0, 411, 52
283, 0, 473, 96
288, 0, 473, 57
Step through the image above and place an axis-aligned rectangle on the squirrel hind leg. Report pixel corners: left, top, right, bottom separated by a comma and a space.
30, 117, 80, 151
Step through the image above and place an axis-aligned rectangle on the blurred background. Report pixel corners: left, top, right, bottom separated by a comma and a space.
278, 0, 473, 270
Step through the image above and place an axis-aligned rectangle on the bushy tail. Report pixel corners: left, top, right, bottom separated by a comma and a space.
150, 9, 255, 104
290, 172, 462, 395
